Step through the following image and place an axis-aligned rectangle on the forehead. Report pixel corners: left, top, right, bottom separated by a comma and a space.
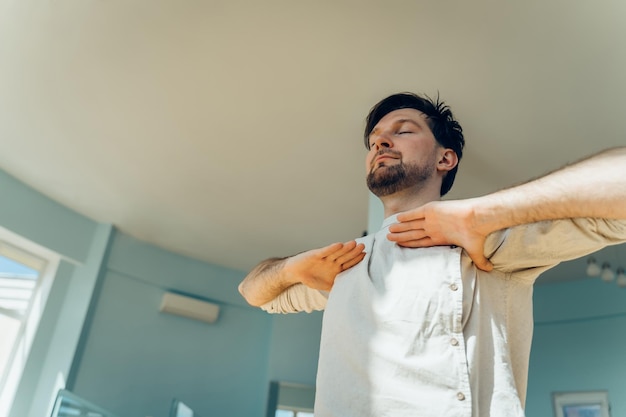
372, 108, 429, 131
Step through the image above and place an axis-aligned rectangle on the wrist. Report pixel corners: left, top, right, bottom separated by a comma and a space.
470, 195, 515, 236
281, 256, 306, 287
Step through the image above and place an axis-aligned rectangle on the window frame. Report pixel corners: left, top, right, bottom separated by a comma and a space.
0, 226, 60, 417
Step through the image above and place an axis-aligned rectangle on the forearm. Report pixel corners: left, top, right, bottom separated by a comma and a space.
389, 147, 626, 271
238, 241, 366, 307
472, 147, 626, 235
238, 257, 297, 307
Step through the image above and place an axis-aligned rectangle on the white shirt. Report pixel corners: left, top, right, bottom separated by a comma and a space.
262, 216, 626, 417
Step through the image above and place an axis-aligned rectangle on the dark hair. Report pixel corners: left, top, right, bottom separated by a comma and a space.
364, 92, 465, 196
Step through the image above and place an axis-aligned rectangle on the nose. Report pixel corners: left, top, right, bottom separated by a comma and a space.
371, 133, 393, 150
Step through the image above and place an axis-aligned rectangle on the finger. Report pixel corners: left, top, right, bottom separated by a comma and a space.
396, 207, 426, 223
335, 243, 365, 265
340, 252, 366, 270
465, 248, 493, 271
327, 241, 358, 261
393, 237, 435, 248
388, 219, 425, 233
387, 230, 428, 243
471, 255, 493, 272
316, 242, 346, 258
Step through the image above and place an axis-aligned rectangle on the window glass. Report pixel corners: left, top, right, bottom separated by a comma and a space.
0, 254, 39, 382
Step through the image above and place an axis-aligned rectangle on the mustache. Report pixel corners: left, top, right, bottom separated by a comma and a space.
374, 149, 401, 158
370, 149, 402, 169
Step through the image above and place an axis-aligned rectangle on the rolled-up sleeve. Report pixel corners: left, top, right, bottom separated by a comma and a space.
260, 284, 329, 314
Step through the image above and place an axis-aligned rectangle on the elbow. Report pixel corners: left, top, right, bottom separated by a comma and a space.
238, 281, 264, 307
237, 281, 252, 304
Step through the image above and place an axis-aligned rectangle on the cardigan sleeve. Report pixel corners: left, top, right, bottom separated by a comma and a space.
484, 218, 626, 282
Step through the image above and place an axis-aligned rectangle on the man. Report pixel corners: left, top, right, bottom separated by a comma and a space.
238, 92, 626, 417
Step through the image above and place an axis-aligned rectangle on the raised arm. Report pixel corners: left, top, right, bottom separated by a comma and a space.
387, 147, 626, 270
238, 241, 366, 307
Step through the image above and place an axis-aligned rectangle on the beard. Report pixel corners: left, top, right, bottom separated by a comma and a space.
366, 160, 434, 197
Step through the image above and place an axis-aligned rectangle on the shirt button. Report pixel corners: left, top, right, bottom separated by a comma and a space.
449, 283, 458, 291
450, 338, 459, 346
457, 392, 466, 401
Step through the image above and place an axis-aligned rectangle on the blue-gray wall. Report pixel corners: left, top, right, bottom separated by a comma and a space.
2, 169, 114, 417
3, 168, 625, 417
70, 233, 271, 417
1, 168, 322, 417
526, 279, 626, 417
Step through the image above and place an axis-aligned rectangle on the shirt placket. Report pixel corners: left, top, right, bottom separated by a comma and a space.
448, 246, 472, 416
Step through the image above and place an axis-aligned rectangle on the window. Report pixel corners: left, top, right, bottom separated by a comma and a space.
0, 253, 39, 380
0, 227, 59, 416
275, 410, 314, 417
552, 391, 610, 417
270, 382, 315, 417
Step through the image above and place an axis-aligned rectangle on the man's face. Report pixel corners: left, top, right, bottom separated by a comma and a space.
365, 108, 441, 197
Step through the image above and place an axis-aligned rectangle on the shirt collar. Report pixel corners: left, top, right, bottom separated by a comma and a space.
381, 214, 400, 230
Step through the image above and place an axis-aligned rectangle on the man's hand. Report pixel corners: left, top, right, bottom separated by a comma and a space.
385, 148, 626, 273
284, 241, 366, 291
239, 240, 365, 307
386, 199, 494, 271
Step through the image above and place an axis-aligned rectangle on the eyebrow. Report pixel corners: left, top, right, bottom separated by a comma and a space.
369, 118, 422, 138
394, 119, 422, 128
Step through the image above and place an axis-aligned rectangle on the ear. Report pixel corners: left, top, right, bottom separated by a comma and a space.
436, 148, 458, 174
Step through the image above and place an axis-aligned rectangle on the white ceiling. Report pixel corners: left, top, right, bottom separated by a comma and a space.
1, 0, 624, 281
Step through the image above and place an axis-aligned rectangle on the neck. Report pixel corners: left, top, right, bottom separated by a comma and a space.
379, 185, 441, 218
